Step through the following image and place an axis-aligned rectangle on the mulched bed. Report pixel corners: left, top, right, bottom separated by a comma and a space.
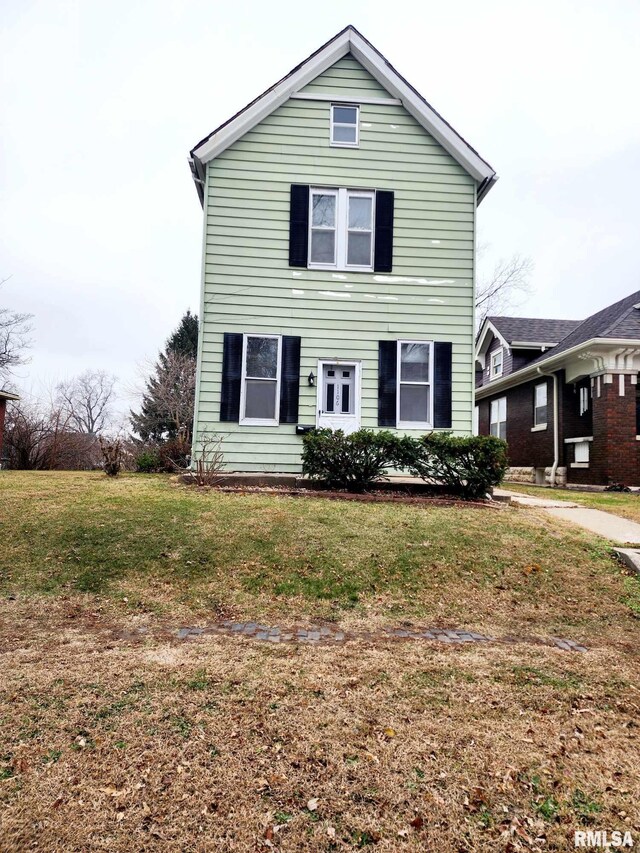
190, 484, 503, 509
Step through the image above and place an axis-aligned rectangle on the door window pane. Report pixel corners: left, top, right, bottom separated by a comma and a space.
246, 337, 278, 378
244, 380, 277, 419
399, 385, 429, 423
341, 384, 350, 413
400, 343, 430, 382
325, 383, 335, 413
347, 232, 372, 266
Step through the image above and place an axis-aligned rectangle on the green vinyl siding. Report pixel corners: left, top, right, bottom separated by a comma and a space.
193, 54, 478, 472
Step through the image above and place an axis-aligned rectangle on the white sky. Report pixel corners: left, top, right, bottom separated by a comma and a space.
2, 0, 640, 411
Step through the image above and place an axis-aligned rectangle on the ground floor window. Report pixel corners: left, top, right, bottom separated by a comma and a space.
534, 382, 547, 427
490, 397, 507, 440
397, 340, 433, 428
239, 334, 281, 425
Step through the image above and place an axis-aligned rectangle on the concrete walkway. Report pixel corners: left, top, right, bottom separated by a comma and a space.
496, 488, 640, 545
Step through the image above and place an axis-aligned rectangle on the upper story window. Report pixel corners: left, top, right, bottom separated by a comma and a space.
490, 348, 503, 379
534, 382, 548, 428
239, 334, 282, 426
309, 187, 374, 270
397, 340, 433, 429
330, 104, 359, 147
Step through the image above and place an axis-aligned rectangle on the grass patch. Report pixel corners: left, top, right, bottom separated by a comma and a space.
1, 471, 638, 641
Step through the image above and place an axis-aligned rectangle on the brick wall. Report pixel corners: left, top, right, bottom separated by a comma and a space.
587, 374, 640, 486
477, 377, 555, 468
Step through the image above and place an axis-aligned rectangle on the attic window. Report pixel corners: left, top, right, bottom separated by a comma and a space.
490, 348, 503, 379
330, 104, 359, 147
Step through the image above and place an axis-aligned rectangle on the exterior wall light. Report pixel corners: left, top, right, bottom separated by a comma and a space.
308, 371, 315, 386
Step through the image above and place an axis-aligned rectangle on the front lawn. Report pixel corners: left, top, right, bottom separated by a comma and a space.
1, 471, 639, 850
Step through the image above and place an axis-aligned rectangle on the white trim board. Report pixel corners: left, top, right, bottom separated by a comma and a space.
190, 26, 496, 198
291, 93, 402, 105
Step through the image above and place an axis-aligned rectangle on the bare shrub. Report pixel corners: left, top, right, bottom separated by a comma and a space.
179, 432, 225, 486
99, 437, 123, 477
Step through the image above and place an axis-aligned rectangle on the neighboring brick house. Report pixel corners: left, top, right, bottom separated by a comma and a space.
475, 290, 640, 487
0, 390, 19, 465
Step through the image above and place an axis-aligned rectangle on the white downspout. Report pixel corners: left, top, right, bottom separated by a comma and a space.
537, 367, 559, 486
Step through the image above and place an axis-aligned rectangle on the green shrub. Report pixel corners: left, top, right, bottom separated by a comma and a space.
302, 429, 400, 492
397, 433, 508, 500
136, 451, 160, 473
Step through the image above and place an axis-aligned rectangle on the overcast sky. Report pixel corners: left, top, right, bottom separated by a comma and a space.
2, 0, 639, 412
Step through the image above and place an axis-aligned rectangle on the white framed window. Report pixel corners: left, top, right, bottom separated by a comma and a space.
330, 104, 359, 147
579, 386, 589, 415
574, 441, 590, 464
239, 334, 281, 426
534, 382, 548, 427
396, 340, 433, 428
490, 348, 503, 379
309, 187, 374, 271
490, 397, 507, 440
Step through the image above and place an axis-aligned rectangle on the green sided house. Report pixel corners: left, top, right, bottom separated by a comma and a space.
189, 25, 497, 472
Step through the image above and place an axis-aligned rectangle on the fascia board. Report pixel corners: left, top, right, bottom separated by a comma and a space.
192, 35, 351, 163
475, 337, 640, 399
349, 35, 495, 184
192, 28, 496, 192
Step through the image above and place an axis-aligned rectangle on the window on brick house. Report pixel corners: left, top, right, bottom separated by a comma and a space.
490, 397, 506, 440
490, 348, 503, 379
534, 383, 547, 427
579, 386, 589, 416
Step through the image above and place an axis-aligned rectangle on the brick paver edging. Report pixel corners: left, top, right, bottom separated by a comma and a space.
175, 621, 588, 653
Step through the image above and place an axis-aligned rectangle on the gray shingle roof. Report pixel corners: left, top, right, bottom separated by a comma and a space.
487, 316, 581, 345
528, 288, 640, 364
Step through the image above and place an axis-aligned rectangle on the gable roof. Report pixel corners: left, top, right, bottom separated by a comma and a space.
476, 289, 640, 398
527, 288, 640, 365
487, 316, 581, 346
189, 25, 497, 205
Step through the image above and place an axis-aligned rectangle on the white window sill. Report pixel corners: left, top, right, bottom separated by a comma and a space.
531, 424, 547, 432
398, 421, 433, 430
489, 373, 503, 381
570, 462, 589, 468
239, 418, 279, 427
329, 142, 359, 148
564, 436, 593, 443
308, 264, 373, 273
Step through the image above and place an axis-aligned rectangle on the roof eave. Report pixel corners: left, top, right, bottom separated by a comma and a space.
189, 26, 496, 204
475, 337, 640, 399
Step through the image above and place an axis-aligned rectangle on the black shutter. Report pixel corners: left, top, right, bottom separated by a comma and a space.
374, 191, 394, 273
289, 185, 309, 267
220, 332, 243, 422
433, 342, 453, 429
279, 336, 301, 424
378, 340, 397, 426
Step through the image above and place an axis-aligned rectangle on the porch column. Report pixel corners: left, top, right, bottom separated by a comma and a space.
590, 372, 639, 486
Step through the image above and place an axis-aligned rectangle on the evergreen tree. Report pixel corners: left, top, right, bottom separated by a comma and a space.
130, 312, 199, 442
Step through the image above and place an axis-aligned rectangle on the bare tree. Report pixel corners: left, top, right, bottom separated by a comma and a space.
56, 370, 117, 435
0, 277, 33, 382
476, 254, 534, 328
131, 351, 196, 444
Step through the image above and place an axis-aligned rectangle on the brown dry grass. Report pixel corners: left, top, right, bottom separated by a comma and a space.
1, 598, 639, 852
2, 472, 640, 850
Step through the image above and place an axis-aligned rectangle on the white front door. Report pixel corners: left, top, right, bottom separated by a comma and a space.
317, 361, 361, 433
